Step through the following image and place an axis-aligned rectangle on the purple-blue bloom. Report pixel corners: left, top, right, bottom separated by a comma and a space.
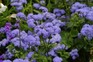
16, 12, 26, 20
33, 3, 41, 9
11, 2, 22, 7
13, 58, 29, 62
3, 60, 11, 62
27, 19, 36, 28
86, 11, 93, 21
26, 52, 34, 59
16, 5, 23, 11
70, 49, 79, 60
53, 56, 63, 62
39, 6, 48, 12
50, 34, 61, 43
27, 13, 33, 20
48, 50, 57, 57
80, 24, 93, 40
71, 2, 87, 12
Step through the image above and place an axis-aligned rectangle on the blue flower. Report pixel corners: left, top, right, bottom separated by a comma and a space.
39, 6, 48, 12
27, 19, 36, 28
53, 56, 63, 62
3, 60, 11, 62
70, 49, 79, 60
50, 34, 61, 43
80, 24, 93, 40
20, 0, 27, 4
33, 3, 41, 9
27, 13, 33, 20
13, 59, 24, 62
26, 52, 34, 59
0, 39, 9, 46
86, 11, 93, 21
11, 2, 22, 7
48, 50, 57, 56
16, 12, 26, 20
53, 44, 66, 51
10, 29, 19, 38
32, 14, 43, 20
11, 37, 20, 47
16, 5, 23, 11
71, 2, 87, 12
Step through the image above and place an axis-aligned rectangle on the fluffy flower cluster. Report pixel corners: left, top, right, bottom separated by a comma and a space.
3, 58, 29, 62
70, 49, 79, 60
10, 0, 27, 11
53, 56, 63, 62
0, 0, 81, 62
53, 8, 65, 17
33, 3, 48, 12
48, 44, 68, 56
48, 44, 68, 62
79, 24, 93, 40
71, 2, 93, 21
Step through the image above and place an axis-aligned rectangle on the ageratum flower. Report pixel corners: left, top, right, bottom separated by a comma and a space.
16, 5, 23, 11
86, 11, 93, 21
20, 0, 27, 4
76, 7, 90, 17
20, 31, 28, 39
26, 52, 34, 59
0, 39, 9, 46
70, 49, 79, 60
27, 13, 33, 20
53, 44, 66, 51
10, 29, 19, 38
10, 0, 19, 2
4, 22, 12, 33
13, 58, 29, 62
71, 2, 87, 12
24, 35, 40, 46
50, 34, 61, 43
11, 37, 20, 47
11, 2, 22, 7
0, 27, 5, 33
16, 12, 26, 20
27, 19, 36, 28
60, 9, 65, 14
34, 25, 42, 36
10, 0, 27, 11
53, 8, 61, 17
80, 24, 93, 40
42, 29, 50, 38
39, 6, 48, 12
48, 49, 57, 57
52, 19, 66, 27
4, 50, 14, 59
53, 8, 65, 17
3, 60, 11, 62
53, 26, 61, 34
33, 3, 41, 9
32, 14, 43, 20
43, 12, 56, 20
53, 56, 63, 62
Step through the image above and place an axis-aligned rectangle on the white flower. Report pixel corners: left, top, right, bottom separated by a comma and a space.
0, 3, 7, 13
10, 14, 17, 18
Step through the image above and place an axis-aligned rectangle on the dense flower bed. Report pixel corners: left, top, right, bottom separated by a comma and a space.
0, 0, 93, 62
